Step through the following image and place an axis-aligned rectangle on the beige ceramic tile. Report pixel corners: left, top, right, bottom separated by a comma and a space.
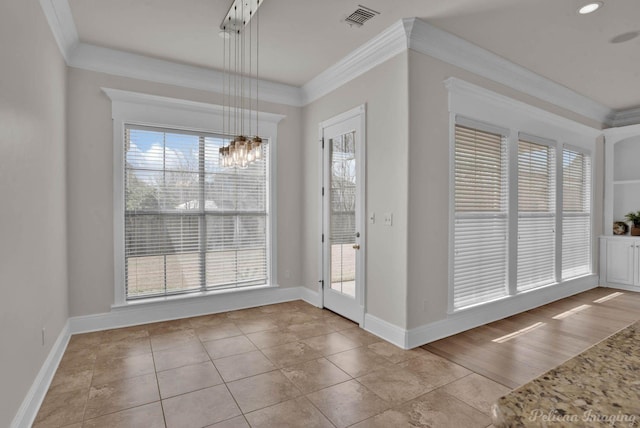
213, 350, 276, 382
162, 384, 241, 428
261, 341, 322, 368
91, 352, 155, 385
67, 331, 103, 349
281, 357, 351, 393
351, 389, 491, 428
96, 336, 152, 361
286, 321, 336, 339
301, 332, 360, 355
367, 341, 430, 363
324, 316, 358, 331
225, 307, 266, 320
157, 361, 224, 399
188, 313, 229, 329
33, 389, 87, 427
234, 317, 279, 334
150, 328, 199, 352
84, 373, 159, 420
57, 347, 97, 374
48, 369, 93, 395
357, 366, 435, 404
153, 341, 210, 372
82, 402, 165, 428
337, 328, 382, 346
271, 311, 317, 327
398, 351, 471, 389
146, 318, 193, 336
227, 370, 301, 413
205, 415, 250, 427
101, 325, 149, 343
440, 373, 512, 415
326, 347, 393, 378
244, 397, 334, 428
203, 335, 257, 359
195, 323, 244, 342
245, 329, 301, 349
306, 379, 389, 428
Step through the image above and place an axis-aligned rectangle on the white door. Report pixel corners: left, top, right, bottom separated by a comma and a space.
321, 106, 366, 324
606, 240, 635, 285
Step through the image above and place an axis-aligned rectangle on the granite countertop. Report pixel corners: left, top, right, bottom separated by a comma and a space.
492, 321, 640, 427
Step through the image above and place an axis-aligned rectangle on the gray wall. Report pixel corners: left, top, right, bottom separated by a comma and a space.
66, 68, 304, 316
0, 0, 68, 425
302, 53, 410, 328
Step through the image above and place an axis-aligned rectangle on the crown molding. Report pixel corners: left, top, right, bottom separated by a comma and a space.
71, 43, 303, 107
39, 1, 629, 125
300, 19, 410, 105
101, 88, 286, 124
611, 107, 640, 127
407, 18, 614, 127
38, 0, 78, 62
446, 77, 602, 141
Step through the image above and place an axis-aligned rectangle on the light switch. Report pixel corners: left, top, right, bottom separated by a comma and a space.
369, 212, 375, 224
384, 213, 393, 226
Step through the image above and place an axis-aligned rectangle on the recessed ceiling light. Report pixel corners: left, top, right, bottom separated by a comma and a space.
578, 2, 603, 14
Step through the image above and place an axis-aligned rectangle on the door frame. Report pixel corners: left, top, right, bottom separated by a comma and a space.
318, 104, 366, 326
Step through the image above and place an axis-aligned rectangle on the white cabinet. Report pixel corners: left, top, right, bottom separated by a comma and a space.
601, 237, 640, 289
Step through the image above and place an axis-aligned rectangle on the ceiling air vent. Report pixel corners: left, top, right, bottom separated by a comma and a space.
345, 5, 380, 27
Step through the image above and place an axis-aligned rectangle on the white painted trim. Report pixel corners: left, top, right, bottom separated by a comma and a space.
446, 78, 602, 143
320, 105, 367, 326
612, 107, 640, 127
69, 286, 302, 334
301, 20, 409, 105
598, 283, 640, 293
407, 274, 598, 349
38, 0, 623, 125
408, 18, 614, 126
38, 0, 78, 62
299, 286, 322, 308
10, 321, 70, 428
102, 88, 283, 307
364, 314, 408, 349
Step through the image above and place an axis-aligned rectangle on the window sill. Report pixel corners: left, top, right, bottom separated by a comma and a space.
111, 283, 277, 311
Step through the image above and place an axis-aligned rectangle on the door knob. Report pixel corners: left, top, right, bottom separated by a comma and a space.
353, 244, 360, 250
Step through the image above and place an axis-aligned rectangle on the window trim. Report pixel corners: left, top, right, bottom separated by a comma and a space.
103, 88, 285, 307
446, 78, 599, 314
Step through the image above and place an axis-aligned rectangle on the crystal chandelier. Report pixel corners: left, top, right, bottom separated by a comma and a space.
219, 0, 264, 169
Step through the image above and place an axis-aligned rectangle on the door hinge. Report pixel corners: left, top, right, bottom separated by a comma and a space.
319, 279, 324, 288
321, 138, 324, 149
322, 187, 324, 196
322, 234, 324, 243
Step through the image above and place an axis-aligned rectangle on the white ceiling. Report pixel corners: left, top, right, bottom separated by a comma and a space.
67, 0, 640, 110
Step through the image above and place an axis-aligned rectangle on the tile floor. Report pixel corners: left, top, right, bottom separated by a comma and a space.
34, 300, 507, 427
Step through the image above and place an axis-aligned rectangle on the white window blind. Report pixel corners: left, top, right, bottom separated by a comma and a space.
124, 125, 269, 299
517, 138, 556, 291
453, 123, 509, 309
562, 148, 592, 279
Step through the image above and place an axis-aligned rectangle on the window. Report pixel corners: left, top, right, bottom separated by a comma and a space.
562, 148, 592, 279
517, 137, 556, 291
124, 125, 269, 299
453, 122, 509, 309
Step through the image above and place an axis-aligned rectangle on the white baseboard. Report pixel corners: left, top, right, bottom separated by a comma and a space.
364, 314, 408, 349
69, 285, 304, 334
406, 275, 599, 349
11, 321, 71, 428
598, 283, 640, 293
299, 285, 322, 307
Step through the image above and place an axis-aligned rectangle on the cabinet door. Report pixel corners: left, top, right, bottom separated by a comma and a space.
606, 240, 635, 285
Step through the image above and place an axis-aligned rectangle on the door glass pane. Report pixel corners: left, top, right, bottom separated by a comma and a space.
330, 131, 356, 297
